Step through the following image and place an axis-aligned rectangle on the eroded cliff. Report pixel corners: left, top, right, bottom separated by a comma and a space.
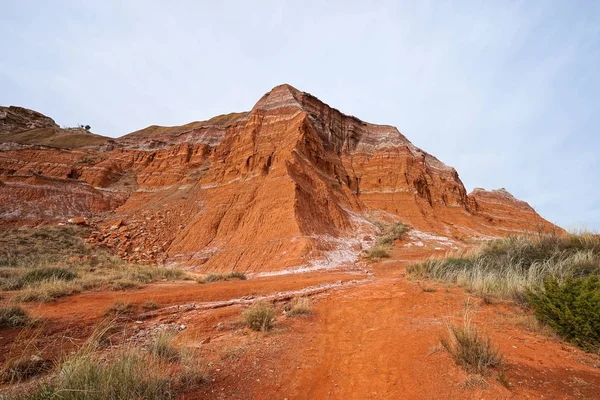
0, 85, 559, 272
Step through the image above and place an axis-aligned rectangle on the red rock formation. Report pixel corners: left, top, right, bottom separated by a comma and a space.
0, 86, 559, 271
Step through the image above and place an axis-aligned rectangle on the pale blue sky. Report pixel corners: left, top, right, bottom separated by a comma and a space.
1, 1, 598, 230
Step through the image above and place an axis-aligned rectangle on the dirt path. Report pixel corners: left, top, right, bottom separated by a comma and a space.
4, 244, 600, 399
245, 247, 600, 400
187, 246, 600, 399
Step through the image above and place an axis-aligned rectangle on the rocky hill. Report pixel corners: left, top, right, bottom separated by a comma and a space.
0, 85, 559, 272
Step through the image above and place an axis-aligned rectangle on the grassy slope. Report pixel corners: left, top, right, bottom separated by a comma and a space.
1, 127, 110, 149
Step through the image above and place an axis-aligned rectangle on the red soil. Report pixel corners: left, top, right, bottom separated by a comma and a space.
3, 242, 598, 399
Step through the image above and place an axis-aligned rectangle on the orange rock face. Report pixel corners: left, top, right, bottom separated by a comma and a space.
0, 85, 559, 271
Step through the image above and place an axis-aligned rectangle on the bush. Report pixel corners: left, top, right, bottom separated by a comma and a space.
0, 306, 30, 328
243, 301, 275, 331
527, 275, 600, 352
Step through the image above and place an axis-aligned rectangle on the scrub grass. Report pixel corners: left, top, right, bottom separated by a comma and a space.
407, 233, 600, 301
0, 305, 30, 328
364, 222, 409, 260
440, 307, 503, 375
243, 301, 275, 331
198, 271, 247, 284
285, 296, 312, 316
0, 226, 189, 302
8, 323, 207, 399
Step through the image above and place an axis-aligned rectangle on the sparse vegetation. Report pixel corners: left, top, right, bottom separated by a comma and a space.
0, 226, 189, 302
148, 331, 180, 362
410, 233, 600, 354
10, 322, 207, 399
0, 305, 30, 328
106, 301, 137, 316
220, 346, 247, 361
1, 354, 49, 383
198, 271, 247, 284
407, 233, 600, 301
53, 347, 173, 400
243, 301, 275, 331
16, 280, 81, 302
440, 310, 503, 375
22, 267, 78, 284
142, 299, 159, 311
285, 296, 312, 316
366, 245, 391, 260
364, 222, 409, 260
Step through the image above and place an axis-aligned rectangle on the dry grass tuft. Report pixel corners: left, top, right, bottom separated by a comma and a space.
11, 321, 208, 399
0, 354, 50, 383
220, 346, 247, 361
243, 301, 275, 331
514, 314, 557, 337
198, 271, 247, 284
0, 305, 30, 328
462, 374, 489, 390
148, 331, 180, 362
440, 308, 503, 375
15, 280, 80, 302
105, 301, 137, 316
142, 299, 159, 311
285, 296, 312, 316
364, 222, 408, 260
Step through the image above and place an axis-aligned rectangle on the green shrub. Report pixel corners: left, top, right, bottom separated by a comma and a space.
243, 301, 275, 331
0, 306, 30, 328
527, 275, 600, 352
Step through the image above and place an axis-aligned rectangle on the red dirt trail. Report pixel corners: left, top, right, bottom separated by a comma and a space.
4, 245, 600, 399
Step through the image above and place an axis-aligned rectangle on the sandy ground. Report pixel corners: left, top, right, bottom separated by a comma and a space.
2, 243, 600, 399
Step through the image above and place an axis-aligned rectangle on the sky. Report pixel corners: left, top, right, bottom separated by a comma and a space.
1, 1, 599, 230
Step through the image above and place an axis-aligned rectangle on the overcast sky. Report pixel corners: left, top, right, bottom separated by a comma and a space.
1, 1, 598, 230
